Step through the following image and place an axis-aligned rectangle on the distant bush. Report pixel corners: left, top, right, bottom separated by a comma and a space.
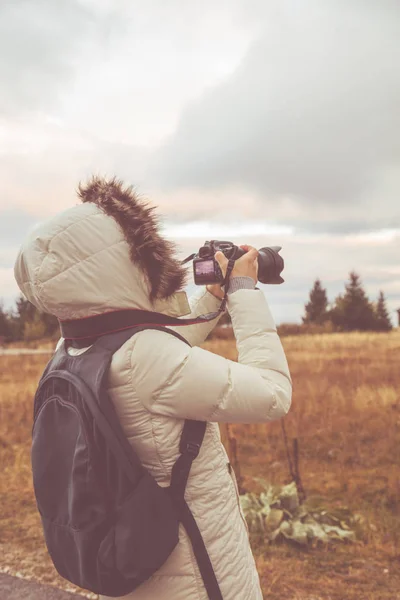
277, 321, 337, 337
209, 320, 338, 340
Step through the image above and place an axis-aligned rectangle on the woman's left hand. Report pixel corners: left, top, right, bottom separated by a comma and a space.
206, 283, 225, 300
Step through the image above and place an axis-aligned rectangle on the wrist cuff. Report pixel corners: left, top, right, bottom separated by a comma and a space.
227, 276, 256, 295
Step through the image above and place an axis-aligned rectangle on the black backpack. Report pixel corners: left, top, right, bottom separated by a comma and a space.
32, 325, 223, 599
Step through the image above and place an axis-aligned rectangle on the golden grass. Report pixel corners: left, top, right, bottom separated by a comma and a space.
1, 330, 400, 599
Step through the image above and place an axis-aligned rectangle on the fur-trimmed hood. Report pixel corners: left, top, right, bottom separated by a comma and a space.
14, 178, 191, 320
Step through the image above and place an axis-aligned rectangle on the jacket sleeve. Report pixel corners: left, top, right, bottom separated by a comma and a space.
165, 287, 223, 347
129, 289, 292, 423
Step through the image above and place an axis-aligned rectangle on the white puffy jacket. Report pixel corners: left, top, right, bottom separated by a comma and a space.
14, 202, 292, 600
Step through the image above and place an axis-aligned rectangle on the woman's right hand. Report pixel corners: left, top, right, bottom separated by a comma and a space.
215, 245, 259, 284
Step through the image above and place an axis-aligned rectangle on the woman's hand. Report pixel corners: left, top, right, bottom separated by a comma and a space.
206, 245, 259, 299
206, 283, 225, 300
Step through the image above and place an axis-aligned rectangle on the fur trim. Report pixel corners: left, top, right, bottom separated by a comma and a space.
78, 176, 187, 301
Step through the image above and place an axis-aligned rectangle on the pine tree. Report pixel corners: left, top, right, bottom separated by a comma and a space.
40, 312, 59, 337
23, 311, 48, 341
331, 271, 376, 331
0, 301, 11, 339
330, 293, 345, 329
374, 291, 392, 331
12, 294, 58, 341
302, 278, 329, 324
15, 293, 36, 321
14, 294, 36, 339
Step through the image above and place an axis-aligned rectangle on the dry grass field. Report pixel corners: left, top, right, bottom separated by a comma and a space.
1, 330, 400, 599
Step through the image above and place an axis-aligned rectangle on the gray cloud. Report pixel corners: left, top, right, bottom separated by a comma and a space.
0, 117, 150, 216
149, 1, 400, 233
0, 0, 116, 115
1, 0, 399, 321
0, 210, 40, 245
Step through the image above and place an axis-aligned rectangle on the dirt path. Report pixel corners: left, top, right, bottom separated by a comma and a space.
0, 349, 53, 355
0, 572, 83, 600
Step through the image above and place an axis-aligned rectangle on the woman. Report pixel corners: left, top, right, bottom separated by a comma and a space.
14, 177, 292, 600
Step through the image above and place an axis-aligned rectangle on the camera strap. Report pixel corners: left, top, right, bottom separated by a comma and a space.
219, 257, 236, 313
181, 253, 196, 265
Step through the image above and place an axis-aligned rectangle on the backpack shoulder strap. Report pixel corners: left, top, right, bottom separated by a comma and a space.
170, 420, 207, 500
169, 421, 224, 600
93, 326, 206, 500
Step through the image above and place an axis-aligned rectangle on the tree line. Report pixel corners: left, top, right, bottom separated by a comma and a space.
302, 271, 393, 331
0, 270, 394, 343
0, 295, 59, 342
217, 270, 393, 334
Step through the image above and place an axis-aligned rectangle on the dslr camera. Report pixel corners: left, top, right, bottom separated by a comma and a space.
192, 240, 284, 286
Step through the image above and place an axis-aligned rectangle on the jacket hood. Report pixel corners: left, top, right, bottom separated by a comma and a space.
14, 178, 191, 320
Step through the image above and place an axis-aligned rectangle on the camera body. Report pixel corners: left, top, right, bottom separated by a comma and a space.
193, 241, 236, 285
192, 240, 284, 286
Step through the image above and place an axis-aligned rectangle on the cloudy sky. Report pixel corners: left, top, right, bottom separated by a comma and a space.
1, 0, 399, 324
